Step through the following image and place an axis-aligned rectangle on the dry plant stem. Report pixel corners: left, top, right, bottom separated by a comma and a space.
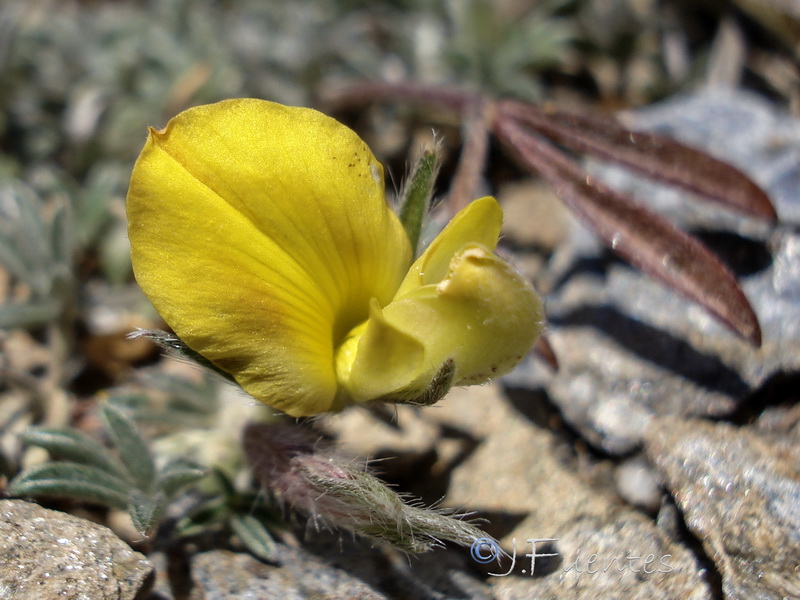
534, 336, 559, 371
493, 113, 762, 346
322, 82, 479, 116
447, 100, 491, 216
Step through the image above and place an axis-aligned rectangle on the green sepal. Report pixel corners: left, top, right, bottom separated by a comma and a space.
398, 146, 441, 255
375, 358, 456, 407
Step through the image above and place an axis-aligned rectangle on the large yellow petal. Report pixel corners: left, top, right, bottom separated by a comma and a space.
127, 99, 412, 416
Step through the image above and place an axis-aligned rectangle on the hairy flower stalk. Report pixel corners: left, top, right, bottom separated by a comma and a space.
126, 99, 543, 416
244, 423, 489, 553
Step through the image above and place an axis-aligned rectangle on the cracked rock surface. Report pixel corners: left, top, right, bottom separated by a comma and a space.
0, 500, 153, 600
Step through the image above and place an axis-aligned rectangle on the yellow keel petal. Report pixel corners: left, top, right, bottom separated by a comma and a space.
345, 243, 544, 401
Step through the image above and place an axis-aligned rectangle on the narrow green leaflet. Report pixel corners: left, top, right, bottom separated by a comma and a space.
21, 428, 127, 477
8, 463, 132, 510
399, 147, 440, 255
101, 404, 156, 491
230, 514, 278, 562
157, 459, 207, 497
49, 201, 74, 277
0, 233, 32, 287
128, 489, 165, 537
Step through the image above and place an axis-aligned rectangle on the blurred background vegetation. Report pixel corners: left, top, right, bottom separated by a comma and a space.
0, 0, 797, 543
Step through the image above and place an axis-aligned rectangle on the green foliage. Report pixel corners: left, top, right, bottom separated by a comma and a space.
0, 180, 74, 329
177, 469, 280, 562
107, 369, 223, 433
442, 0, 576, 99
101, 402, 157, 491
9, 404, 207, 537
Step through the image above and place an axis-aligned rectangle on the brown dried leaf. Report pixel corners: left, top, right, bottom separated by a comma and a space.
494, 114, 762, 346
499, 100, 777, 221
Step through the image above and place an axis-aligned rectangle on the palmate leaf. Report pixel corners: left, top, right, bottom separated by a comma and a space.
12, 408, 209, 537
0, 183, 53, 295
494, 113, 762, 345
0, 180, 74, 330
11, 402, 210, 537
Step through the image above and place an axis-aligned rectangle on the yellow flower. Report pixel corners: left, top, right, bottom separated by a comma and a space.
127, 99, 543, 417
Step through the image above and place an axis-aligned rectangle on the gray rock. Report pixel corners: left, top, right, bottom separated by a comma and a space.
498, 514, 711, 600
430, 385, 713, 599
189, 549, 382, 600
0, 499, 153, 600
615, 456, 662, 512
145, 552, 175, 600
189, 540, 492, 600
644, 416, 800, 600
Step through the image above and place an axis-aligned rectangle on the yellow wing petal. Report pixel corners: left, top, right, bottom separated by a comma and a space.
346, 243, 544, 401
127, 99, 411, 416
394, 196, 503, 298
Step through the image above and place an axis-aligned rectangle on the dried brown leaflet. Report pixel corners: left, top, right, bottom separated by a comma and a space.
497, 100, 776, 220
324, 83, 776, 347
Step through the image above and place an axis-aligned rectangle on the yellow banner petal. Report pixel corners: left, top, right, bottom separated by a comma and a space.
127, 99, 411, 416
